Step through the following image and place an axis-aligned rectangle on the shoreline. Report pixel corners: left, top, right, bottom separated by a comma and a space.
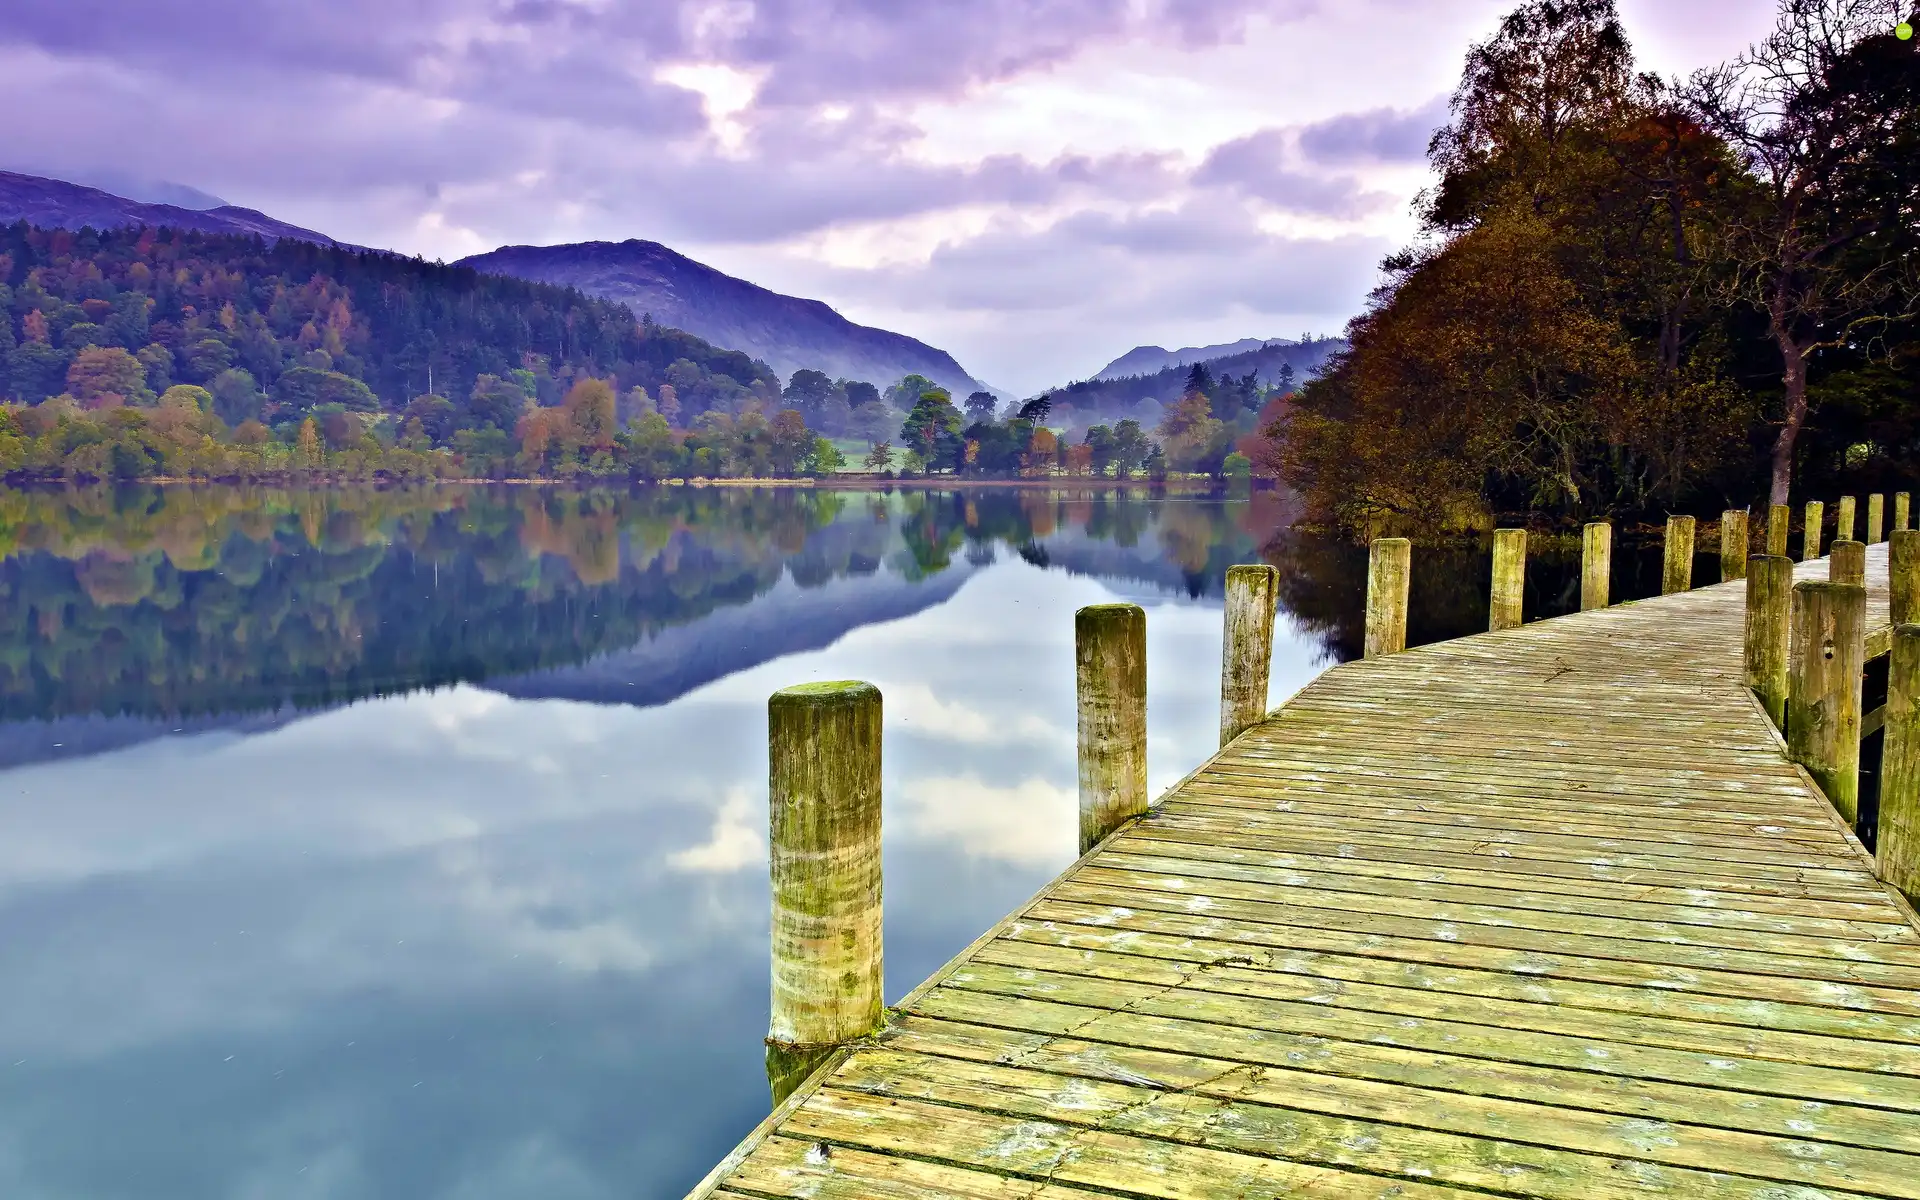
25, 472, 1256, 492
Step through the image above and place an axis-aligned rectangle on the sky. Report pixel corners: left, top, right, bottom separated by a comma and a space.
0, 0, 1781, 394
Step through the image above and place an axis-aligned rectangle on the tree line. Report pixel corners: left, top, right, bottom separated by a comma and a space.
1273, 0, 1919, 534
0, 221, 1278, 484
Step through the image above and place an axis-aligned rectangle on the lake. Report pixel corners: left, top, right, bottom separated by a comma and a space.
0, 484, 1685, 1198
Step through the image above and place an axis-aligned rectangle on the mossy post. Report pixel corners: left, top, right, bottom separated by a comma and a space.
1837, 495, 1857, 543
1364, 538, 1411, 658
1219, 564, 1279, 747
1077, 604, 1147, 854
1580, 521, 1611, 611
1744, 556, 1792, 730
766, 680, 883, 1105
1880, 624, 1920, 902
1720, 510, 1748, 582
1788, 581, 1866, 827
1896, 492, 1911, 533
1804, 500, 1825, 562
1662, 515, 1695, 594
1893, 530, 1920, 626
1489, 528, 1526, 631
1766, 504, 1791, 557
1829, 539, 1866, 587
1868, 494, 1885, 544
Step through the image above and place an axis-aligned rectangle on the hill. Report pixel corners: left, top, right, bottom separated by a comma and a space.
457, 240, 989, 397
1093, 337, 1282, 381
1047, 336, 1344, 425
0, 223, 777, 425
0, 170, 343, 245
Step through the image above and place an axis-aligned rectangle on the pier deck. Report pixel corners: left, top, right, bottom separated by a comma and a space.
691, 545, 1920, 1199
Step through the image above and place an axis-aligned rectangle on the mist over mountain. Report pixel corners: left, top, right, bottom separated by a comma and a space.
457, 240, 990, 397
0, 170, 342, 245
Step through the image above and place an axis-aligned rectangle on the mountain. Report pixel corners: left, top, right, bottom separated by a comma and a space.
0, 170, 341, 244
457, 239, 989, 396
1093, 338, 1283, 381
1047, 336, 1346, 422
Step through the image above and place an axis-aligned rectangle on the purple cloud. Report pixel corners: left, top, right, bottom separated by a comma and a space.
1194, 130, 1383, 217
1296, 95, 1449, 166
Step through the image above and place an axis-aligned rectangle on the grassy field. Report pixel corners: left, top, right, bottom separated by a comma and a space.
828, 438, 911, 472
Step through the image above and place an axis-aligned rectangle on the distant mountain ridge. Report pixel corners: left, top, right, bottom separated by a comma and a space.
457, 240, 989, 397
0, 170, 343, 245
1048, 337, 1345, 421
1093, 338, 1290, 381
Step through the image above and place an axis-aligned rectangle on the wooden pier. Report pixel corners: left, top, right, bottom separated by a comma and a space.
690, 535, 1920, 1199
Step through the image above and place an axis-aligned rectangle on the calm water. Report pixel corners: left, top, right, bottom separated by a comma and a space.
0, 485, 1686, 1199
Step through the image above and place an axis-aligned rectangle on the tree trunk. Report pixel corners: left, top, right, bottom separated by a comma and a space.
1769, 329, 1808, 508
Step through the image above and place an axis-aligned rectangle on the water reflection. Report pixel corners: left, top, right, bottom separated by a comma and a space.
0, 484, 1328, 1200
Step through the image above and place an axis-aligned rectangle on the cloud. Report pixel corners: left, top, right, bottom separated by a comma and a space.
669, 788, 765, 873
1296, 95, 1451, 166
1195, 129, 1380, 216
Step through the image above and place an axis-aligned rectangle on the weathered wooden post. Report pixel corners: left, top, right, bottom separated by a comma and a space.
1829, 540, 1866, 587
1720, 510, 1749, 582
1364, 538, 1411, 659
1219, 564, 1279, 747
1766, 504, 1791, 557
1893, 530, 1920, 626
766, 680, 884, 1104
1881, 624, 1920, 901
1789, 581, 1867, 826
1868, 493, 1885, 544
1804, 501, 1825, 562
1663, 515, 1695, 594
1837, 495, 1857, 543
1581, 521, 1611, 611
1077, 603, 1147, 853
1490, 528, 1526, 631
1896, 492, 1911, 533
1745, 556, 1793, 730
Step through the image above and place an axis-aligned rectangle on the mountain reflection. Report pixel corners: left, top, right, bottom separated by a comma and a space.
0, 485, 1284, 724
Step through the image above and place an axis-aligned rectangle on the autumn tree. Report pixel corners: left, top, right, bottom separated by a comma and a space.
67, 346, 153, 408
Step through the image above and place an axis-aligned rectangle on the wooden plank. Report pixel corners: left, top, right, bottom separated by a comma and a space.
973, 934, 1920, 1046
784, 1087, 1474, 1199
834, 1045, 1920, 1199
1066, 863, 1920, 965
1019, 899, 1920, 1018
1090, 848, 1919, 943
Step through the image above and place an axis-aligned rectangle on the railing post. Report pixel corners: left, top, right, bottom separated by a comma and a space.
1219, 563, 1279, 747
1745, 556, 1792, 730
1364, 538, 1411, 659
1077, 603, 1147, 853
1896, 492, 1911, 533
1581, 521, 1611, 611
1766, 503, 1791, 557
1789, 581, 1867, 827
1881, 624, 1920, 902
1837, 495, 1857, 543
766, 680, 884, 1104
1830, 540, 1866, 587
1867, 494, 1885, 544
1490, 528, 1526, 631
1720, 509, 1748, 582
1663, 515, 1695, 594
1893, 530, 1920, 626
1804, 500, 1825, 562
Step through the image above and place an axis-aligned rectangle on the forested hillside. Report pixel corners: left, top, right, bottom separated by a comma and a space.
1279, 0, 1919, 533
0, 223, 779, 426
1048, 337, 1341, 426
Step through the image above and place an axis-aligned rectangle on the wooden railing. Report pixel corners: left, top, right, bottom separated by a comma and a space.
1358, 490, 1919, 904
